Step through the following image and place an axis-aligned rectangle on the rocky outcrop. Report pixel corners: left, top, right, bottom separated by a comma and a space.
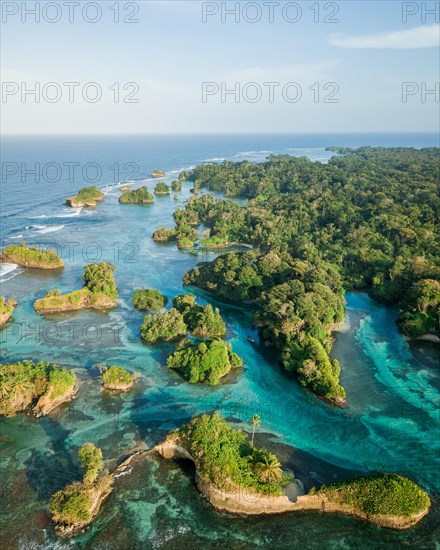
65, 197, 97, 207
151, 170, 166, 178
65, 188, 104, 208
0, 374, 76, 418
119, 196, 154, 204
54, 479, 114, 538
0, 310, 13, 328
0, 298, 16, 328
194, 475, 428, 528
154, 439, 429, 530
55, 449, 152, 538
33, 384, 77, 417
102, 380, 133, 392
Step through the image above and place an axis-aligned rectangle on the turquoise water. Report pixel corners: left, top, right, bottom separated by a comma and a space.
0, 135, 439, 549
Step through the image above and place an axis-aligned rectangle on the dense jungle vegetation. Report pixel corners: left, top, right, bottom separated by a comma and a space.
172, 147, 440, 403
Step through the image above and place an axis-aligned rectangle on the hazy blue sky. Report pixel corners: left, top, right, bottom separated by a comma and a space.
1, 0, 439, 134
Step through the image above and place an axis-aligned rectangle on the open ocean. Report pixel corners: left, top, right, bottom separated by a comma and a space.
0, 133, 439, 549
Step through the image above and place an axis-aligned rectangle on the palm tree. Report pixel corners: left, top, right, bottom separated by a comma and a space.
255, 452, 282, 484
251, 414, 261, 447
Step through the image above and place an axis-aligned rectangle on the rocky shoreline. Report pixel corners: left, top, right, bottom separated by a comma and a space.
54, 480, 114, 538
154, 439, 429, 530
0, 298, 16, 328
50, 433, 430, 539
34, 290, 117, 314
65, 188, 105, 208
33, 384, 78, 417
54, 448, 152, 538
0, 310, 13, 328
0, 251, 64, 270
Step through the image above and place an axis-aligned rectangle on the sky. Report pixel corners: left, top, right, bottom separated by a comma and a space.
1, 0, 439, 134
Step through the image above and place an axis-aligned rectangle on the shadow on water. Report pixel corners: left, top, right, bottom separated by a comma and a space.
24, 415, 83, 501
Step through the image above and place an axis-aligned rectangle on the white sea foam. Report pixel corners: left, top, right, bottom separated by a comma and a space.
34, 224, 65, 234
10, 234, 24, 240
52, 208, 83, 218
234, 150, 272, 157
18, 536, 70, 550
0, 263, 23, 282
0, 263, 18, 277
114, 467, 133, 478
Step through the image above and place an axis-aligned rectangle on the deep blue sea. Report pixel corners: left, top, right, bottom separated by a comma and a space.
0, 133, 439, 549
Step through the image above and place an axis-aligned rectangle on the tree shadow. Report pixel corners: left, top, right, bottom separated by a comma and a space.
24, 415, 83, 501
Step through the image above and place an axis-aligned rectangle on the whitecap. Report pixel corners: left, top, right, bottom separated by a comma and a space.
0, 263, 23, 282
0, 263, 18, 277
52, 208, 83, 218
35, 224, 65, 234
234, 150, 272, 158
10, 234, 24, 240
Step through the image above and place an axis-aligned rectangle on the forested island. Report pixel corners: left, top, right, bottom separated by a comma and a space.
139, 293, 227, 342
50, 443, 113, 537
0, 296, 16, 328
154, 182, 170, 195
100, 365, 137, 392
46, 414, 430, 537
151, 170, 166, 178
0, 243, 64, 269
172, 294, 226, 337
0, 360, 76, 417
66, 186, 105, 208
151, 147, 440, 404
138, 290, 239, 384
119, 186, 154, 204
132, 288, 168, 311
34, 262, 118, 313
167, 339, 242, 384
155, 413, 430, 528
140, 308, 188, 343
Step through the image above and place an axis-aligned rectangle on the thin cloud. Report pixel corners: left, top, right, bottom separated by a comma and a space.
329, 24, 439, 49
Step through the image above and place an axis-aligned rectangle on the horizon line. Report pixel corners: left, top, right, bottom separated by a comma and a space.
1, 131, 438, 137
